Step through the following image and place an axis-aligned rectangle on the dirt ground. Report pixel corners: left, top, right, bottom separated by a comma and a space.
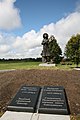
0, 69, 80, 115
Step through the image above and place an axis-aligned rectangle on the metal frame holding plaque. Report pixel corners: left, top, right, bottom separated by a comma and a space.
38, 86, 69, 115
7, 86, 41, 112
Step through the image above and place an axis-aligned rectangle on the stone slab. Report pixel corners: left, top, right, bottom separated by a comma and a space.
38, 86, 69, 115
38, 114, 70, 120
39, 63, 56, 67
0, 112, 70, 120
7, 86, 41, 112
0, 111, 33, 120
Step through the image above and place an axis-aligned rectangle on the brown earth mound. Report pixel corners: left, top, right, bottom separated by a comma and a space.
0, 69, 80, 115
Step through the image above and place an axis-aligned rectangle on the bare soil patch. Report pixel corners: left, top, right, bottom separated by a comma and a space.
0, 69, 80, 115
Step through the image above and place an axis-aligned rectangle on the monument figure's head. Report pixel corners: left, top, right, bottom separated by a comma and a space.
50, 35, 55, 40
43, 33, 48, 39
49, 35, 55, 42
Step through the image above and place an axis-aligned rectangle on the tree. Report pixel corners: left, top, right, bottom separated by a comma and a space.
49, 35, 62, 64
65, 34, 80, 67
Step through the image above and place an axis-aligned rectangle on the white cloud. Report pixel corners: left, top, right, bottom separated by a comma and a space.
0, 0, 21, 30
0, 11, 80, 59
0, 44, 10, 53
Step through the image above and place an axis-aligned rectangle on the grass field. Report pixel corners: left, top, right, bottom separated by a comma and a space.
0, 61, 80, 70
0, 61, 41, 70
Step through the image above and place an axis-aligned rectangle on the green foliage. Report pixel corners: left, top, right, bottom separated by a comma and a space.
49, 37, 62, 64
70, 115, 80, 120
65, 34, 80, 67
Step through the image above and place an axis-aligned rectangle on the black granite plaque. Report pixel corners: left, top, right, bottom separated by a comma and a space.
38, 86, 69, 115
7, 86, 41, 112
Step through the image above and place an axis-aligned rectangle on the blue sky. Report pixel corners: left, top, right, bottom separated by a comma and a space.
0, 0, 80, 58
14, 0, 76, 35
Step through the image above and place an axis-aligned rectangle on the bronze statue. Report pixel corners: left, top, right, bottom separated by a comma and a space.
41, 33, 55, 63
41, 33, 62, 64
41, 33, 50, 62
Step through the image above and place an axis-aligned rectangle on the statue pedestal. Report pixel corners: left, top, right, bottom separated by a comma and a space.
39, 63, 56, 67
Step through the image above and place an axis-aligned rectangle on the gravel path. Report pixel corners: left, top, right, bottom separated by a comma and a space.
0, 69, 15, 72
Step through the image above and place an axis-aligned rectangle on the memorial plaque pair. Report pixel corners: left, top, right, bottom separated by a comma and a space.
7, 86, 70, 115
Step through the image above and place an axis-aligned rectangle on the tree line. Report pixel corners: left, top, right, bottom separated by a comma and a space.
0, 58, 42, 62
46, 33, 80, 67
64, 34, 80, 67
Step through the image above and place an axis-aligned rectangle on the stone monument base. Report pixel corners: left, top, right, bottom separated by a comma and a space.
39, 63, 56, 67
73, 67, 80, 70
1, 111, 70, 120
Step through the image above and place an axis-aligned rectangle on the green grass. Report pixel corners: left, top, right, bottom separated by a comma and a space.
0, 61, 80, 70
70, 115, 80, 120
0, 61, 41, 70
0, 112, 4, 117
57, 63, 80, 70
